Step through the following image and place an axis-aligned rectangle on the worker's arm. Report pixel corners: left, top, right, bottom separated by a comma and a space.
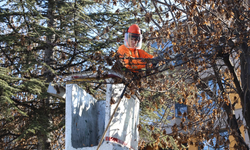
138, 49, 153, 59
117, 45, 132, 58
117, 45, 143, 70
117, 46, 154, 70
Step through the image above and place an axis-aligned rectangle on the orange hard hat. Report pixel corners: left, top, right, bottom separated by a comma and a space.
127, 24, 141, 34
124, 24, 143, 49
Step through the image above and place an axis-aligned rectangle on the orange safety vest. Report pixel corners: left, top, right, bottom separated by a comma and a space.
117, 45, 153, 71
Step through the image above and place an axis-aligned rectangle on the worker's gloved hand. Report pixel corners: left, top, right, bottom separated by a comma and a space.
152, 55, 168, 72
151, 58, 159, 67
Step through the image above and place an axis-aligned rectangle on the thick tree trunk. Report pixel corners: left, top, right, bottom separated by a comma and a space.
37, 0, 55, 149
240, 42, 250, 142
37, 132, 50, 150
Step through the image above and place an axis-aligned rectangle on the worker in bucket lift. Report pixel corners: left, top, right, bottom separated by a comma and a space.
117, 24, 154, 72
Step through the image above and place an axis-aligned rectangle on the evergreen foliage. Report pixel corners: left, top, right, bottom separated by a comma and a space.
0, 0, 139, 149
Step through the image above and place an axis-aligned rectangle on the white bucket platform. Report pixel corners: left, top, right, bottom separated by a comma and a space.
49, 71, 140, 150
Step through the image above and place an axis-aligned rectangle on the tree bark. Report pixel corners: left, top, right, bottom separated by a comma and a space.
240, 42, 250, 141
37, 0, 55, 149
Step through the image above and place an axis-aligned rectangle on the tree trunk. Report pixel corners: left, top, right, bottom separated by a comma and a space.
37, 0, 55, 149
37, 132, 50, 150
240, 42, 250, 141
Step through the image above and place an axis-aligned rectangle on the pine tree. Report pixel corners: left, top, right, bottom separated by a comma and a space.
0, 0, 139, 149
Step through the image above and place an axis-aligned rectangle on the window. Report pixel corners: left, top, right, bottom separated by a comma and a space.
175, 102, 187, 118
199, 131, 229, 150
